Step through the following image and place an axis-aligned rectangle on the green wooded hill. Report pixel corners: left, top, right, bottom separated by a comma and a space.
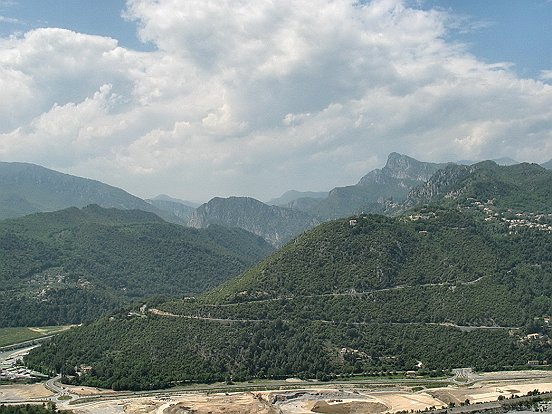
25, 201, 552, 390
0, 205, 273, 327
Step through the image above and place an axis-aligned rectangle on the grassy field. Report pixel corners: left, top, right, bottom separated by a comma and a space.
0, 325, 73, 347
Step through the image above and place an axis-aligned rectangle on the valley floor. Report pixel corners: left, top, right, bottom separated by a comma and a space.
3, 371, 552, 414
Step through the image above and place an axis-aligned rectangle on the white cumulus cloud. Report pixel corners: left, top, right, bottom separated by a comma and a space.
0, 0, 551, 201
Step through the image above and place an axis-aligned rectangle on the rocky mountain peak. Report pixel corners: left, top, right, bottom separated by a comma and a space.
383, 152, 446, 181
358, 153, 448, 186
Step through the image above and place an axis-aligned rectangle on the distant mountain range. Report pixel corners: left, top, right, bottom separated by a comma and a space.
148, 194, 200, 208
542, 159, 552, 170
146, 195, 197, 221
304, 152, 450, 219
26, 161, 552, 390
0, 205, 273, 327
457, 157, 520, 166
186, 154, 452, 245
0, 162, 183, 224
1, 155, 550, 248
267, 190, 328, 206
187, 197, 320, 247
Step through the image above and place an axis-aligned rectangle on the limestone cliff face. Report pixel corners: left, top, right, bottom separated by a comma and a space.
405, 164, 473, 206
188, 196, 320, 247
358, 152, 449, 185
308, 153, 450, 219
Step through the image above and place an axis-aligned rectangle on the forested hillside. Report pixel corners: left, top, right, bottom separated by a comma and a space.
26, 205, 552, 390
0, 205, 273, 327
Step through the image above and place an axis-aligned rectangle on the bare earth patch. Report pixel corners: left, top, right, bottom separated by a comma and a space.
7, 373, 552, 414
70, 393, 277, 414
372, 391, 446, 412
275, 389, 445, 414
0, 383, 53, 401
163, 393, 276, 414
311, 400, 387, 414
67, 385, 119, 396
427, 379, 552, 405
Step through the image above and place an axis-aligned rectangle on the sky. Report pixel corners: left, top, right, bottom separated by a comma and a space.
0, 0, 551, 203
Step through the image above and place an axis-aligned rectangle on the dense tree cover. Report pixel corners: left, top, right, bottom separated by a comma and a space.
0, 205, 273, 327
0, 403, 71, 414
163, 208, 551, 327
25, 205, 552, 390
463, 162, 552, 212
160, 282, 525, 327
208, 209, 503, 303
24, 315, 552, 391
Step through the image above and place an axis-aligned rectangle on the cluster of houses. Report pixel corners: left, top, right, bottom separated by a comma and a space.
404, 212, 437, 222
469, 199, 552, 233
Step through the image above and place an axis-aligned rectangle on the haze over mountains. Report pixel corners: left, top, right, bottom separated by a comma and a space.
1, 154, 550, 248
145, 195, 197, 222
0, 162, 184, 224
457, 157, 520, 166
177, 153, 457, 245
267, 190, 328, 207
304, 152, 450, 219
187, 197, 320, 247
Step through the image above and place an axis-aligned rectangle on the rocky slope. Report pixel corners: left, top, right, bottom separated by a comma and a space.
187, 196, 320, 247
305, 152, 450, 219
404, 161, 552, 213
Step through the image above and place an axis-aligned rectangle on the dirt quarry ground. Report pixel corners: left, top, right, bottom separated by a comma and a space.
4, 372, 552, 414
428, 378, 552, 405
67, 385, 121, 396
71, 393, 278, 414
271, 389, 447, 414
0, 383, 53, 401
